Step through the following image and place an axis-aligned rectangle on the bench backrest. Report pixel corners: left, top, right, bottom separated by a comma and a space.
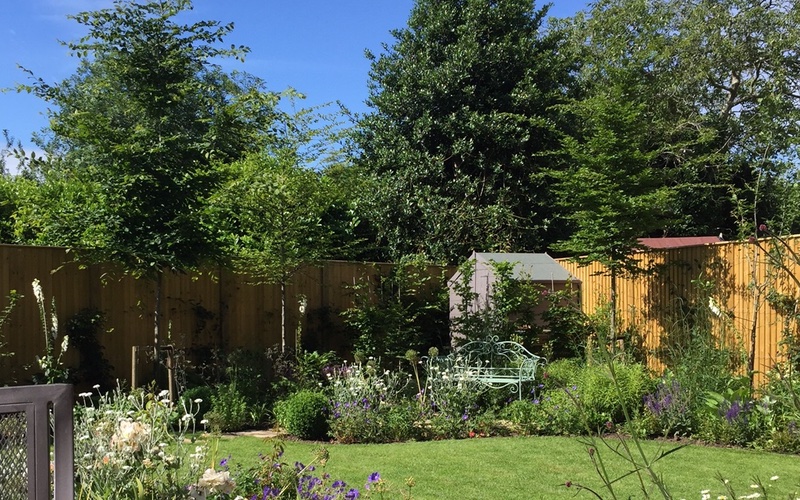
456, 336, 542, 370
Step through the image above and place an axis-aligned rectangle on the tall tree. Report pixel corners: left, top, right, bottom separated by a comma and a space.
553, 88, 675, 341
16, 0, 281, 353
211, 103, 352, 352
558, 0, 800, 237
354, 0, 574, 264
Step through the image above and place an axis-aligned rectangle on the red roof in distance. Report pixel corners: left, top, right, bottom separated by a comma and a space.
637, 236, 721, 249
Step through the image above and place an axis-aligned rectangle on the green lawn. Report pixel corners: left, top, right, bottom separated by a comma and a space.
212, 435, 800, 499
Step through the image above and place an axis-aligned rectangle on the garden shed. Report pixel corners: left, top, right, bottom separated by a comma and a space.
448, 252, 581, 343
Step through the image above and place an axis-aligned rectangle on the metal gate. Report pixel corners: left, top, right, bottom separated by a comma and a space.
0, 384, 74, 500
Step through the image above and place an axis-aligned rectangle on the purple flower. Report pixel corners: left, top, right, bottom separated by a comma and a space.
346, 489, 360, 499
366, 472, 381, 489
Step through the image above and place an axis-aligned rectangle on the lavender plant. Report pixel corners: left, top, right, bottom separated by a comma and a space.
642, 376, 692, 437
327, 360, 415, 443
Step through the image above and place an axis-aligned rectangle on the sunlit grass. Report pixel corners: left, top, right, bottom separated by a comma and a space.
209, 434, 800, 499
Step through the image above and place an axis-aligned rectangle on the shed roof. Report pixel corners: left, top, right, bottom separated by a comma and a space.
472, 252, 579, 282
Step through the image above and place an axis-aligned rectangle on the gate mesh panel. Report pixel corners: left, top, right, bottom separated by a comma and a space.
0, 411, 28, 499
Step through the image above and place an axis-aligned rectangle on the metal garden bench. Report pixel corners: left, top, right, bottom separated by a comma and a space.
448, 336, 545, 400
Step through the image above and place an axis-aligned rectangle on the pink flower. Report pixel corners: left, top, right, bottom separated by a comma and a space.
759, 223, 768, 232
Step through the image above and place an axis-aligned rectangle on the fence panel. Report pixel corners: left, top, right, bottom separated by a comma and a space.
560, 237, 800, 383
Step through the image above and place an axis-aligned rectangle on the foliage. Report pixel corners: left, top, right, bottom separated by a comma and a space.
211, 113, 347, 350
641, 376, 693, 438
354, 0, 574, 263
30, 278, 69, 384
180, 385, 214, 424
576, 362, 653, 430
266, 346, 340, 404
0, 289, 21, 380
13, 0, 286, 358
73, 384, 409, 499
418, 357, 485, 440
341, 255, 449, 361
224, 347, 271, 409
558, 0, 800, 237
16, 0, 274, 274
205, 382, 249, 433
274, 389, 330, 440
506, 359, 653, 436
449, 258, 545, 346
0, 170, 21, 243
73, 385, 205, 499
327, 361, 416, 443
217, 441, 411, 500
552, 87, 675, 341
539, 284, 590, 360
66, 307, 113, 390
553, 89, 675, 271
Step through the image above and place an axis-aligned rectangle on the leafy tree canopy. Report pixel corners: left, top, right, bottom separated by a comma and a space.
15, 0, 282, 278
354, 0, 575, 264
558, 0, 800, 238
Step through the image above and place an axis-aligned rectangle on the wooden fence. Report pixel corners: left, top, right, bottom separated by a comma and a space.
559, 236, 800, 384
4, 237, 799, 388
0, 244, 450, 387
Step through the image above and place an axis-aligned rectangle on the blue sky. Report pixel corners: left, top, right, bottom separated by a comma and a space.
1, 0, 587, 164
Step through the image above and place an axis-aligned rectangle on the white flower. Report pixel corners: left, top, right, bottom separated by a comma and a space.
197, 468, 235, 494
93, 384, 100, 389
78, 392, 92, 398
200, 419, 209, 425
31, 279, 44, 304
111, 420, 151, 452
158, 390, 169, 398
739, 494, 762, 499
770, 476, 779, 481
194, 398, 203, 404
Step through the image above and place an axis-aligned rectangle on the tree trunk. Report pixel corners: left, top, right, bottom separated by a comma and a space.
281, 280, 286, 353
154, 272, 163, 354
610, 268, 618, 354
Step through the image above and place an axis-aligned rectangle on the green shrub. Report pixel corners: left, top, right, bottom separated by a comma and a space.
541, 358, 583, 388
522, 359, 653, 434
205, 382, 249, 432
274, 390, 329, 440
225, 348, 270, 407
502, 390, 583, 436
577, 362, 653, 430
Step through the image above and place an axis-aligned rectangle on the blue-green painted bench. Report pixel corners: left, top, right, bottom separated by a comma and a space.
447, 336, 545, 400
